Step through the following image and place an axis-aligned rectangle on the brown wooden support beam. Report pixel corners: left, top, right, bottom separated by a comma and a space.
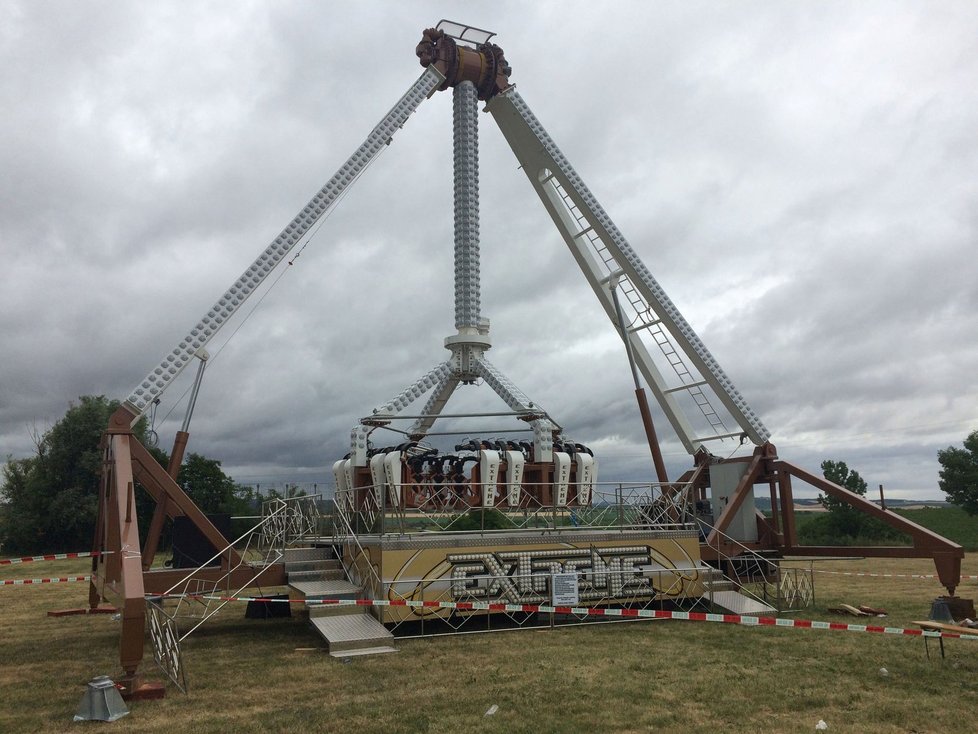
141, 563, 287, 594
635, 387, 669, 484
141, 430, 193, 569
167, 430, 190, 477
779, 470, 798, 550
129, 439, 241, 569
141, 498, 168, 571
103, 434, 150, 681
776, 460, 964, 594
778, 461, 964, 553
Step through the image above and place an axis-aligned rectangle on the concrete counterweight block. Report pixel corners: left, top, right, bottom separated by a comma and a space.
73, 676, 130, 722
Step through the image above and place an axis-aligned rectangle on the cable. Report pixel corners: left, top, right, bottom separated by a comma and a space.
156, 142, 391, 428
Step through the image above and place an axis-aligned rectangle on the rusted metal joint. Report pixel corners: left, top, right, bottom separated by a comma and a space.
416, 27, 511, 100
106, 406, 138, 434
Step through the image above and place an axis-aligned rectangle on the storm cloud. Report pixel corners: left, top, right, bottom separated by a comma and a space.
2, 1, 976, 499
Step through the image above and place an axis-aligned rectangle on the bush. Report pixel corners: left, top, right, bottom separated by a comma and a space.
445, 508, 516, 532
797, 511, 908, 546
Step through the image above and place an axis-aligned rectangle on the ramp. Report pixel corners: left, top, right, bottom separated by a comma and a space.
706, 589, 776, 616
310, 613, 397, 657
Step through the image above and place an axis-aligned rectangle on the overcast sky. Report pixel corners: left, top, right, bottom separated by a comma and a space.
1, 1, 976, 500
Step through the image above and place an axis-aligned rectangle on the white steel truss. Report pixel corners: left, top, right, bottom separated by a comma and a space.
122, 31, 769, 463
488, 88, 769, 454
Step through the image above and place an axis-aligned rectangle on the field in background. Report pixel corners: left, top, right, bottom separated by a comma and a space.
893, 507, 978, 551
791, 506, 978, 551
2, 555, 978, 733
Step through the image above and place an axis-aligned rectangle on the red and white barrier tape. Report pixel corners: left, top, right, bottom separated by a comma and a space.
810, 569, 978, 581
0, 551, 104, 566
2, 575, 91, 586
157, 593, 978, 641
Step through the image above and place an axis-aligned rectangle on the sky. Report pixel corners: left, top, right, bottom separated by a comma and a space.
1, 1, 976, 500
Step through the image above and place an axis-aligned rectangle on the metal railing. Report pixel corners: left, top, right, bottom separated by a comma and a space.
334, 480, 697, 537
259, 493, 325, 550
330, 494, 385, 601
146, 495, 329, 691
699, 522, 814, 611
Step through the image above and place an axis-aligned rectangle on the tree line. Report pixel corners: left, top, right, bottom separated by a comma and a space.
0, 395, 262, 553
2, 395, 976, 554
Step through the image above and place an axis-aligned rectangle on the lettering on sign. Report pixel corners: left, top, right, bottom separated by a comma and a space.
446, 546, 690, 604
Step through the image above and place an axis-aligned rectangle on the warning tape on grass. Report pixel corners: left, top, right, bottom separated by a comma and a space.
0, 551, 105, 566
2, 575, 91, 586
809, 569, 978, 581
159, 593, 978, 641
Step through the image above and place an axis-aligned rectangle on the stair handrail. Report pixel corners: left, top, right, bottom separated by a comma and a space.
260, 492, 326, 550
161, 505, 289, 599
332, 487, 385, 599
149, 504, 299, 648
699, 520, 782, 610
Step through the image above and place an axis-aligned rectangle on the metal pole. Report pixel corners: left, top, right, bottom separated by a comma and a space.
381, 476, 386, 537
609, 282, 669, 484
180, 352, 209, 434
617, 485, 624, 529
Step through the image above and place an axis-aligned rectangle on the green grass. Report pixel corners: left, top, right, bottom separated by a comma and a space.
894, 507, 978, 551
2, 555, 978, 733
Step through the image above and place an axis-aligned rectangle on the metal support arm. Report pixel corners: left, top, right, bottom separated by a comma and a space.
487, 87, 769, 455
350, 362, 454, 465
124, 66, 445, 418
473, 356, 555, 462
408, 370, 461, 438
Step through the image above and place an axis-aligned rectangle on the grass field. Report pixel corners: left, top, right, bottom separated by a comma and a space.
2, 554, 978, 733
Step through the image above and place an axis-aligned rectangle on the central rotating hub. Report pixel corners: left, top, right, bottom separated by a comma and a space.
334, 24, 598, 518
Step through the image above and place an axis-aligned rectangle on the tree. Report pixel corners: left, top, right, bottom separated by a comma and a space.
0, 395, 247, 553
798, 459, 903, 545
939, 430, 978, 515
177, 453, 256, 516
818, 460, 868, 512
0, 396, 156, 552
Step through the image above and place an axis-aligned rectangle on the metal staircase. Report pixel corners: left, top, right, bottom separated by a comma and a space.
283, 546, 397, 658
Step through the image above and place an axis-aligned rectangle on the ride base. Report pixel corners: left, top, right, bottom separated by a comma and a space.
347, 527, 705, 625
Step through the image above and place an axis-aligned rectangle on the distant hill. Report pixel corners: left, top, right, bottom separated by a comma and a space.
753, 496, 951, 511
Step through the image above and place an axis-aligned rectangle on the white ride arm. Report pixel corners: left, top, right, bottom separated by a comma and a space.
407, 368, 462, 439
473, 355, 555, 462
350, 361, 455, 466
487, 88, 769, 454
123, 66, 445, 418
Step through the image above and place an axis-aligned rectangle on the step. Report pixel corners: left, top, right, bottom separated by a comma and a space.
290, 579, 362, 600
283, 558, 343, 573
331, 645, 399, 658
311, 613, 396, 656
309, 602, 369, 619
279, 546, 336, 562
286, 568, 345, 583
706, 589, 777, 616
